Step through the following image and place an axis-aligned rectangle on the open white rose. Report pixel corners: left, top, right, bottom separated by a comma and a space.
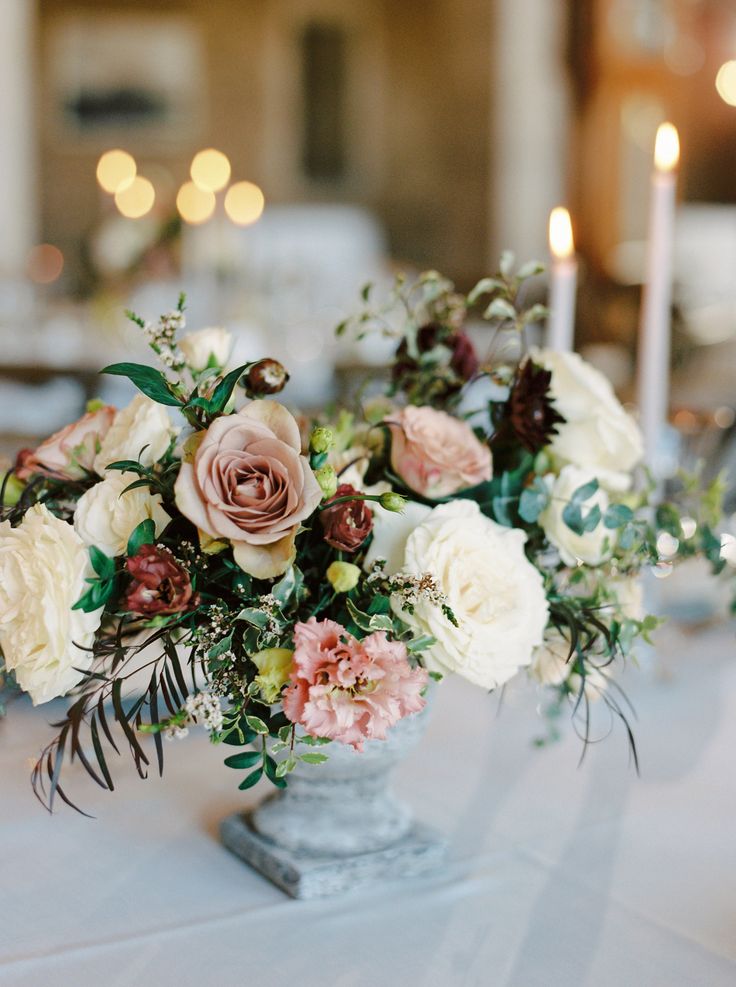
179, 327, 233, 372
531, 348, 643, 491
94, 395, 175, 475
0, 505, 103, 704
539, 466, 610, 567
75, 470, 170, 558
381, 499, 549, 690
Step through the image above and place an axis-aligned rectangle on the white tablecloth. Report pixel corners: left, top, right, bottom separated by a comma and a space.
1, 622, 735, 986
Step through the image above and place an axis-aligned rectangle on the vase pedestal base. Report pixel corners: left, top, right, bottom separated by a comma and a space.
220, 811, 447, 899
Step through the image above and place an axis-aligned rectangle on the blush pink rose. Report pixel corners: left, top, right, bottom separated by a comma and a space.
16, 405, 115, 481
283, 617, 428, 750
174, 400, 322, 580
387, 405, 492, 498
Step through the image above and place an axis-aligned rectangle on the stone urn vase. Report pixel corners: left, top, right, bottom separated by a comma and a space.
220, 700, 446, 898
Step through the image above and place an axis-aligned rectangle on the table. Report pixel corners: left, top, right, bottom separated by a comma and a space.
1, 621, 734, 986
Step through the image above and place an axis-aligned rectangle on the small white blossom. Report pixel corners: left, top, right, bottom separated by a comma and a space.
184, 691, 224, 732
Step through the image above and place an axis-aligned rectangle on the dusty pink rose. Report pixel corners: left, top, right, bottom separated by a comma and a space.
174, 400, 322, 580
387, 405, 492, 498
283, 617, 428, 750
16, 405, 115, 481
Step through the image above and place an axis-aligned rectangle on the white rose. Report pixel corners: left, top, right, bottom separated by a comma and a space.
387, 500, 549, 690
531, 348, 643, 491
179, 327, 233, 371
94, 395, 175, 475
75, 470, 170, 557
608, 575, 644, 621
0, 505, 103, 704
530, 628, 572, 686
539, 466, 610, 567
364, 499, 432, 574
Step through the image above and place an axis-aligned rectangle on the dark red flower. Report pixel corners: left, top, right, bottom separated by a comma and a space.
320, 484, 373, 553
507, 359, 565, 453
125, 545, 195, 616
244, 359, 290, 396
392, 323, 479, 400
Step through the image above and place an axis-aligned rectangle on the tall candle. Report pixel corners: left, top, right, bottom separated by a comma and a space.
637, 122, 680, 466
547, 207, 578, 352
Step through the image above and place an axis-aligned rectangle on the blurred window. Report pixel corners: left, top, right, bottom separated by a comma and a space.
301, 23, 347, 182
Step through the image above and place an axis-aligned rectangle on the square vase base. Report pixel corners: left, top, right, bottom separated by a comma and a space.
220, 811, 448, 899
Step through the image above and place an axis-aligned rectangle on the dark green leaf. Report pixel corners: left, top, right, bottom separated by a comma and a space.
208, 364, 250, 414
89, 545, 116, 578
101, 362, 182, 407
126, 518, 157, 557
604, 504, 634, 529
238, 767, 263, 790
224, 750, 262, 770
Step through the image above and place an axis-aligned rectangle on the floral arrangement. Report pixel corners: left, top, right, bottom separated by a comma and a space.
0, 262, 731, 813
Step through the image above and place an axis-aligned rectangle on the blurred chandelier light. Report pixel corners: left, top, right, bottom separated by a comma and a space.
114, 176, 155, 219
224, 181, 265, 226
176, 181, 216, 224
715, 60, 736, 106
654, 122, 680, 172
96, 149, 137, 194
190, 148, 231, 192
548, 206, 574, 259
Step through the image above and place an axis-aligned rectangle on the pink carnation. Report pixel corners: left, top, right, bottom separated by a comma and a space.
283, 617, 428, 750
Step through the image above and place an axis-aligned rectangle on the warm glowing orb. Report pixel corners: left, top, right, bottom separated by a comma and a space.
548, 206, 574, 260
190, 148, 232, 192
176, 181, 216, 224
96, 149, 137, 194
654, 122, 680, 172
224, 181, 265, 226
114, 176, 155, 218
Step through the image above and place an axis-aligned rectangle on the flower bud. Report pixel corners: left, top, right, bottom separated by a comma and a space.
315, 464, 338, 500
251, 647, 294, 703
379, 491, 407, 513
326, 560, 361, 593
1, 472, 25, 507
244, 358, 289, 396
309, 426, 334, 455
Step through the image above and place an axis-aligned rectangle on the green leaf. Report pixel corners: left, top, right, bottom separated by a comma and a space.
238, 767, 263, 790
562, 502, 584, 535
126, 518, 157, 557
518, 479, 550, 523
368, 613, 394, 632
104, 460, 148, 474
604, 504, 634, 529
101, 362, 182, 407
72, 578, 115, 613
517, 260, 545, 279
483, 298, 517, 322
580, 503, 602, 533
571, 478, 599, 504
499, 250, 515, 278
207, 632, 233, 660
272, 566, 304, 608
299, 752, 329, 765
236, 608, 271, 629
298, 734, 331, 747
223, 750, 262, 770
89, 545, 116, 578
208, 364, 250, 414
245, 715, 269, 735
345, 598, 374, 632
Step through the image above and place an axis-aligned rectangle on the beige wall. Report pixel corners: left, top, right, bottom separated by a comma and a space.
38, 0, 493, 291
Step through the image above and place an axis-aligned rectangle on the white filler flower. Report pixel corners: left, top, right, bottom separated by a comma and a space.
0, 505, 103, 704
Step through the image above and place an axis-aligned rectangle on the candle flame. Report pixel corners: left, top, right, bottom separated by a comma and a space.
654, 122, 680, 172
549, 207, 574, 260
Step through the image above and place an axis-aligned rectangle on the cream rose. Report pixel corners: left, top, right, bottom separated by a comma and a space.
387, 405, 492, 499
94, 395, 175, 475
179, 327, 233, 372
16, 405, 115, 480
539, 466, 610, 567
530, 348, 643, 491
74, 470, 170, 557
174, 400, 322, 580
381, 499, 549, 690
0, 505, 103, 704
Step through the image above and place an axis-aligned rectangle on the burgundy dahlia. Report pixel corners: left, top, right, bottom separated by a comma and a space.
125, 545, 195, 616
507, 359, 565, 453
320, 484, 373, 553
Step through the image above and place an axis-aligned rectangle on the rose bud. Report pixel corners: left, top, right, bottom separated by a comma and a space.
126, 545, 195, 616
244, 358, 290, 396
314, 464, 338, 500
326, 560, 361, 593
309, 426, 334, 455
320, 483, 373, 551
